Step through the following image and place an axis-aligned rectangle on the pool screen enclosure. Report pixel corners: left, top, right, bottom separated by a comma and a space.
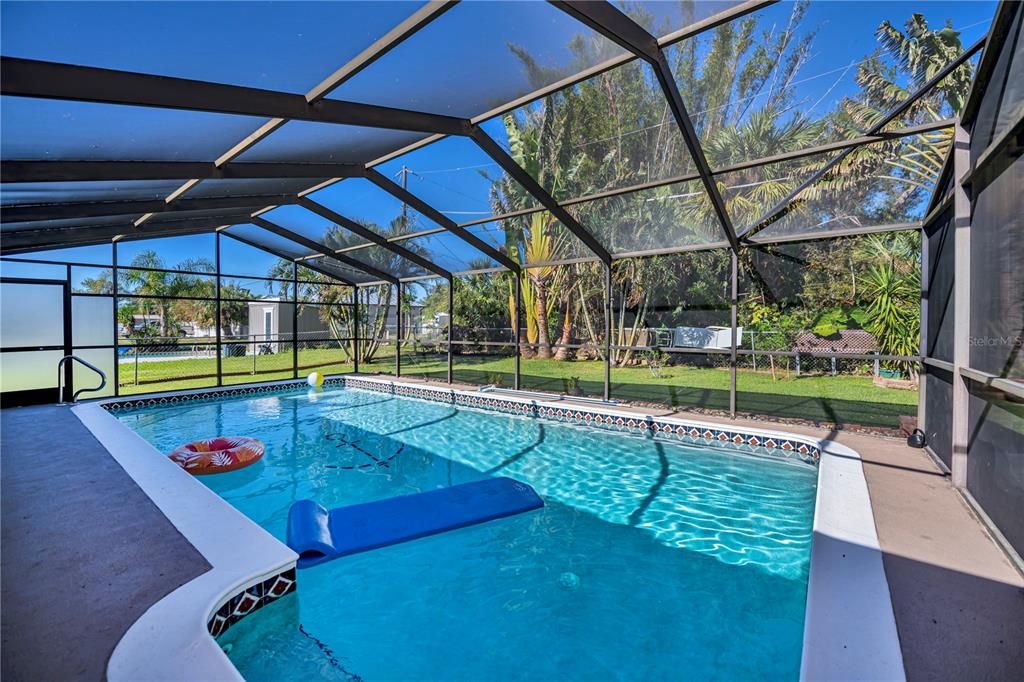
1, 1, 1021, 559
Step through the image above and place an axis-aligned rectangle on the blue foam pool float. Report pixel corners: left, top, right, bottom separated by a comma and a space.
287, 477, 544, 569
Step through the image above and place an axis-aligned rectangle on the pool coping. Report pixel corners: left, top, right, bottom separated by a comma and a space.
73, 401, 298, 682
76, 374, 904, 681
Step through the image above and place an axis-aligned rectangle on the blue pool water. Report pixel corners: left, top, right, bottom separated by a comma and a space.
117, 385, 818, 680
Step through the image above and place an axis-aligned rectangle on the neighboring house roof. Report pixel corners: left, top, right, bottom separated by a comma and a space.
792, 329, 879, 353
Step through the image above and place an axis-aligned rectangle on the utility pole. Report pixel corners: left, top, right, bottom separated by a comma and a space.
396, 165, 409, 225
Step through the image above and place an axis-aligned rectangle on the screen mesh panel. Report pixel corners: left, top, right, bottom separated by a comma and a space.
377, 135, 539, 223
487, 57, 695, 201
1, 97, 265, 162
1, 181, 187, 206
305, 178, 439, 240
925, 206, 955, 362
464, 212, 600, 265
8, 244, 113, 266
328, 0, 626, 118
302, 255, 384, 286
223, 224, 315, 261
183, 178, 324, 200
234, 121, 427, 165
745, 134, 948, 239
399, 229, 503, 274
966, 386, 1024, 557
569, 178, 722, 255
2, 215, 133, 234
923, 365, 954, 470
343, 243, 431, 280
970, 2, 1023, 160
116, 233, 215, 269
260, 204, 371, 250
968, 154, 1023, 379
633, 1, 745, 41
0, 0, 423, 93
665, 0, 990, 162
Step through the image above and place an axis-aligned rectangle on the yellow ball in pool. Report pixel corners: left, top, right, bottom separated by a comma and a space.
307, 371, 324, 389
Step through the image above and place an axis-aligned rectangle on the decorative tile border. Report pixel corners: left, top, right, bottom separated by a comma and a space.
101, 379, 325, 412
207, 567, 296, 638
341, 376, 821, 464
101, 375, 819, 464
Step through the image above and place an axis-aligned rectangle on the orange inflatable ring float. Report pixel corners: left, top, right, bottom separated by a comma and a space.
169, 436, 264, 475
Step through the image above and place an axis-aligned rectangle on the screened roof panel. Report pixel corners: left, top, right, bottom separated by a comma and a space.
344, 243, 430, 280
302, 255, 383, 285
665, 0, 994, 164
142, 207, 256, 227
0, 1, 423, 94
116, 232, 215, 267
745, 134, 950, 240
485, 57, 696, 201
399, 229, 503, 274
219, 233, 292, 280
261, 204, 370, 250
0, 97, 265, 161
305, 178, 439, 239
569, 179, 725, 255
184, 178, 324, 200
633, 1, 745, 41
2, 243, 112, 265
1, 180, 187, 206
465, 222, 509, 254
376, 136, 540, 222
328, 0, 628, 118
234, 120, 427, 165
0, 0, 995, 266
223, 224, 317, 261
2, 215, 132, 234
877, 61, 977, 134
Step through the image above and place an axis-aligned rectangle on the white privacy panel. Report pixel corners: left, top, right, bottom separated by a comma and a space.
71, 347, 115, 398
72, 295, 114, 347
0, 350, 62, 392
1, 282, 64, 348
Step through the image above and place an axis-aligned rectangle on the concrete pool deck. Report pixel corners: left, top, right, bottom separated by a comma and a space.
0, 404, 211, 681
1, 379, 1022, 680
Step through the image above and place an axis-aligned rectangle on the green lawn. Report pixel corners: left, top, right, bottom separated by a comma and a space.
118, 347, 916, 428
117, 347, 360, 395
400, 352, 917, 429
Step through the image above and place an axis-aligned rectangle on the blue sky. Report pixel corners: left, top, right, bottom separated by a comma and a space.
1, 0, 997, 284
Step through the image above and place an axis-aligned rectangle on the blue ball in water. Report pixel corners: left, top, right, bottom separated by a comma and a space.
559, 572, 580, 591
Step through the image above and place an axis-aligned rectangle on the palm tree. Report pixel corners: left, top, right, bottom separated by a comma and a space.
120, 251, 172, 337
839, 14, 974, 195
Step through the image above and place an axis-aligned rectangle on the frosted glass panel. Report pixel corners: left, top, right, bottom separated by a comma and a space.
72, 347, 115, 398
0, 282, 64, 347
72, 296, 114, 347
0, 350, 62, 391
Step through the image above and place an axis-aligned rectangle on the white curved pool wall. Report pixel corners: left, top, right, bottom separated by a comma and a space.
73, 375, 905, 681
74, 401, 297, 682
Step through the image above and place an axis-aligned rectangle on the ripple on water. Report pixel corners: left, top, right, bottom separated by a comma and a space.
121, 385, 817, 681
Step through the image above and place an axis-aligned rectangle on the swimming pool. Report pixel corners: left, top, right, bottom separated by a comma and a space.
116, 382, 819, 680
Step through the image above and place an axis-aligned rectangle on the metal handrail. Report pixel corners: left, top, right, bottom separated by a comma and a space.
57, 355, 107, 403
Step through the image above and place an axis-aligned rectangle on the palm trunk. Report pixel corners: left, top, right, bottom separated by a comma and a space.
577, 280, 603, 360
554, 297, 572, 360
535, 282, 553, 359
